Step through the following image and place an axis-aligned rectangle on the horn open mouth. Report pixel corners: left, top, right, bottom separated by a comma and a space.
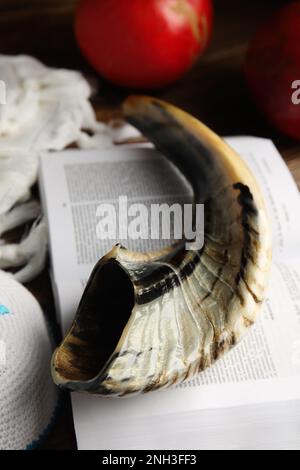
52, 255, 135, 387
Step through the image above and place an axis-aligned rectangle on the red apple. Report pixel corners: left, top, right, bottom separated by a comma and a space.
75, 0, 213, 89
245, 2, 300, 140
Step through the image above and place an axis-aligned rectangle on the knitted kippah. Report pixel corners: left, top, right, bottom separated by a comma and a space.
0, 270, 58, 450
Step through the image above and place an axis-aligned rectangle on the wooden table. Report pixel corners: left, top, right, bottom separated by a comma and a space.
0, 0, 298, 450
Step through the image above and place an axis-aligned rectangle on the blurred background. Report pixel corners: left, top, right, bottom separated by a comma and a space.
0, 0, 291, 136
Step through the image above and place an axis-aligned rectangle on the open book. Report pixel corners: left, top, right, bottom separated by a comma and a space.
39, 137, 300, 450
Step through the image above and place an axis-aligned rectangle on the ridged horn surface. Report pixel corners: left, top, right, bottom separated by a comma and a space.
52, 96, 272, 397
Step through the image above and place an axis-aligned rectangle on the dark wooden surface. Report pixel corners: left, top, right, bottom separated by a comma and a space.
0, 0, 299, 450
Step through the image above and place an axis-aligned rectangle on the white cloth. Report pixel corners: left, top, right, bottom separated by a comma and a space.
0, 55, 113, 281
0, 270, 58, 449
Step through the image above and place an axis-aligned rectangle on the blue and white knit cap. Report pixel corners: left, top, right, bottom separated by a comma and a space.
0, 270, 58, 449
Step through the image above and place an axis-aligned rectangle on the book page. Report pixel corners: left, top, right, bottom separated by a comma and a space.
39, 137, 300, 449
40, 138, 300, 329
40, 147, 192, 333
225, 137, 300, 260
72, 394, 300, 450
63, 153, 192, 262
41, 138, 300, 285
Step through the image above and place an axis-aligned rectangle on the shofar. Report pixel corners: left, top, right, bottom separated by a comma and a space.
52, 96, 272, 397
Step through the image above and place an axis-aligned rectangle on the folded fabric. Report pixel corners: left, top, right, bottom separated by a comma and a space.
0, 55, 112, 281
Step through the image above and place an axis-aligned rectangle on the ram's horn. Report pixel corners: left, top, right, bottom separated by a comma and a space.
52, 96, 272, 396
